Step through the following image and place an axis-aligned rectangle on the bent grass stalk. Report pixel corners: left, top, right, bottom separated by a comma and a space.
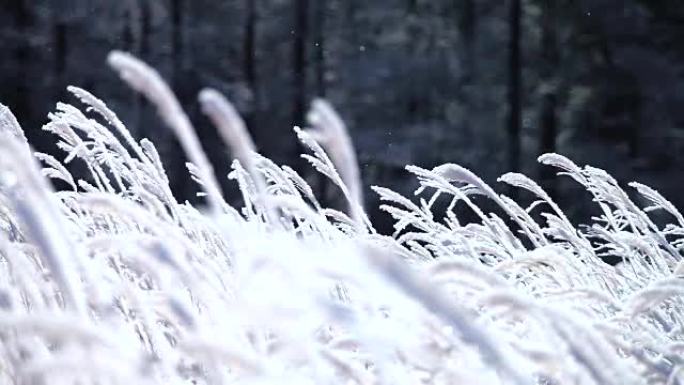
0, 51, 680, 385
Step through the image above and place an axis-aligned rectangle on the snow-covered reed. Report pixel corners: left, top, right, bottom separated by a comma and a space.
0, 51, 682, 385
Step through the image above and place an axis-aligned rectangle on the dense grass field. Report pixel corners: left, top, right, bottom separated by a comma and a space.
0, 51, 682, 385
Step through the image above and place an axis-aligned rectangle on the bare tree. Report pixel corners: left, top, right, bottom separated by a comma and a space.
10, 0, 31, 127
457, 0, 476, 141
135, 0, 151, 137
538, 0, 559, 198
313, 0, 326, 97
52, 13, 67, 76
171, 0, 183, 87
507, 0, 522, 175
293, 0, 309, 126
243, 0, 258, 130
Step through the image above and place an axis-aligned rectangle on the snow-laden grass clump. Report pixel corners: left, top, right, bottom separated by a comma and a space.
0, 51, 682, 385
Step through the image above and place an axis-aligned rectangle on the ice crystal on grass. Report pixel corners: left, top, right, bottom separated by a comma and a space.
0, 51, 682, 385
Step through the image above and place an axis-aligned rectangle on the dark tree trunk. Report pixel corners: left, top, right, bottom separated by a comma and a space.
406, 0, 419, 123
140, 0, 150, 57
293, 0, 309, 127
313, 0, 326, 97
53, 20, 67, 75
459, 0, 475, 87
346, 0, 358, 45
11, 0, 31, 128
312, 0, 328, 202
538, 0, 559, 198
539, 94, 557, 195
171, 0, 183, 87
136, 0, 151, 136
459, 0, 475, 58
121, 0, 142, 139
243, 0, 258, 130
507, 0, 522, 175
170, 0, 188, 198
457, 0, 476, 142
122, 9, 134, 51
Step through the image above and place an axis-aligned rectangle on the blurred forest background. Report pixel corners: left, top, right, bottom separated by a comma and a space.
2, 0, 684, 232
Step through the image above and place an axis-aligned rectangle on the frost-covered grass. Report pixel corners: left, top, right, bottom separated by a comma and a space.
0, 51, 683, 385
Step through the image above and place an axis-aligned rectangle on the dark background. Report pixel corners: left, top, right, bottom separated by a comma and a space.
2, 0, 684, 232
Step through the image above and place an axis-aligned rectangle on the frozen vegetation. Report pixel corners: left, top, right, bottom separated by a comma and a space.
0, 51, 683, 385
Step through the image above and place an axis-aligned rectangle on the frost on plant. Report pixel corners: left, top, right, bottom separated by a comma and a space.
0, 51, 683, 385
